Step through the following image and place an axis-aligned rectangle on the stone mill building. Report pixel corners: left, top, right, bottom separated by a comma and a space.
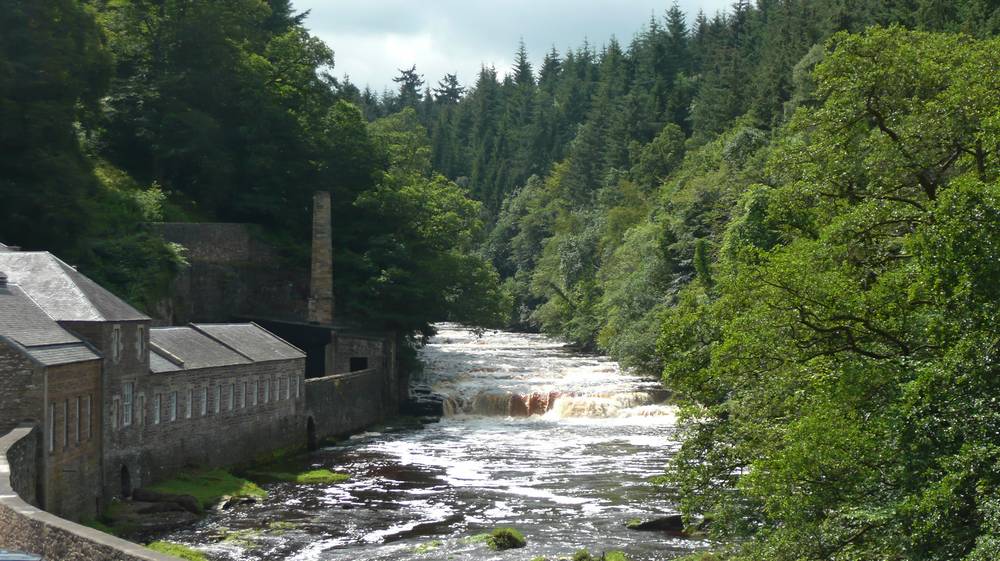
0, 193, 403, 559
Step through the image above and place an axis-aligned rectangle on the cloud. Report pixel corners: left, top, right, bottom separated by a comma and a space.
294, 0, 732, 92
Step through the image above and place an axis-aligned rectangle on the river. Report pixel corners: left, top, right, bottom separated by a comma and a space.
154, 324, 698, 560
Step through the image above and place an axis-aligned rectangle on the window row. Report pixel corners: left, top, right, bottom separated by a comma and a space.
112, 375, 303, 429
47, 395, 94, 453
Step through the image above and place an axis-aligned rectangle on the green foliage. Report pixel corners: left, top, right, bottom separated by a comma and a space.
148, 469, 266, 508
660, 27, 1000, 561
486, 527, 527, 550
247, 468, 349, 485
145, 542, 209, 561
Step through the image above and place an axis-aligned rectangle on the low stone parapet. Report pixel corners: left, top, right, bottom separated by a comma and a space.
0, 425, 181, 561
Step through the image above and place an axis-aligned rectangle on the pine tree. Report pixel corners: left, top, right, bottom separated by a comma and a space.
393, 65, 425, 110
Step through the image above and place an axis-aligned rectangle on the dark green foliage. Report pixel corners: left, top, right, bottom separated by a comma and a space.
486, 527, 526, 550
1, 0, 506, 338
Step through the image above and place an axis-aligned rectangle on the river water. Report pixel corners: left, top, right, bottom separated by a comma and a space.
155, 324, 697, 560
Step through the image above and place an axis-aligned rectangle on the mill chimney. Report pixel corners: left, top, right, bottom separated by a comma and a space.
308, 191, 335, 324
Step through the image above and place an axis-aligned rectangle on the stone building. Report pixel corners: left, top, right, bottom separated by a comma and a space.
0, 272, 103, 520
140, 324, 305, 485
0, 250, 310, 516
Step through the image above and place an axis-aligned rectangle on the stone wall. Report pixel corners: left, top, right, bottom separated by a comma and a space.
154, 223, 308, 325
0, 426, 182, 561
106, 358, 307, 494
63, 320, 150, 507
43, 361, 103, 521
305, 368, 389, 441
0, 338, 41, 437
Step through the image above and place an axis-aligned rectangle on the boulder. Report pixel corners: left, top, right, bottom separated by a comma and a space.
132, 488, 202, 514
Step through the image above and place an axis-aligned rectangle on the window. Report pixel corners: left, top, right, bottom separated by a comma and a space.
111, 397, 119, 430
215, 385, 222, 414
75, 397, 81, 443
186, 388, 193, 419
350, 357, 369, 372
136, 325, 146, 361
63, 400, 69, 448
241, 381, 247, 408
252, 380, 258, 406
84, 395, 92, 439
264, 378, 270, 403
169, 392, 177, 421
153, 394, 161, 425
122, 382, 134, 426
201, 387, 208, 416
228, 382, 235, 411
296, 376, 301, 399
281, 377, 287, 400
48, 403, 55, 452
137, 394, 145, 425
110, 324, 123, 364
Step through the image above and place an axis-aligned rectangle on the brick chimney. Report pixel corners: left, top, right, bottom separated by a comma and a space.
308, 191, 335, 324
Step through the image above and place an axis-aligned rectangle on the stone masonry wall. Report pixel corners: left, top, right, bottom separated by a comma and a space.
0, 426, 182, 561
305, 368, 389, 441
62, 320, 150, 507
107, 358, 307, 491
43, 360, 103, 521
0, 339, 41, 438
154, 223, 308, 325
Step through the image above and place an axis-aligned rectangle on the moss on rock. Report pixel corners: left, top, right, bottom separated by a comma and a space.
486, 527, 526, 550
146, 541, 209, 561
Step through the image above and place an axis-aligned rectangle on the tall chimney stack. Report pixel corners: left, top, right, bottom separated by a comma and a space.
308, 191, 335, 324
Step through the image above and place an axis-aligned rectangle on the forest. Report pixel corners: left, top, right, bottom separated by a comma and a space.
3, 0, 1000, 559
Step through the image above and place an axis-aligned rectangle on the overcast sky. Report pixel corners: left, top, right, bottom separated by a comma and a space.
292, 1, 733, 93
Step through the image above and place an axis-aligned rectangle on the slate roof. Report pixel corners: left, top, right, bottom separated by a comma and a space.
0, 252, 148, 322
148, 324, 305, 374
0, 284, 101, 366
192, 323, 305, 362
149, 327, 251, 372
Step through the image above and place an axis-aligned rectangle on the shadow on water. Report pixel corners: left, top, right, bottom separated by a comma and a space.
152, 324, 704, 561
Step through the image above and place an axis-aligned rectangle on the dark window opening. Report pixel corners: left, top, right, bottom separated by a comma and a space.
307, 417, 317, 451
121, 465, 132, 498
349, 357, 368, 372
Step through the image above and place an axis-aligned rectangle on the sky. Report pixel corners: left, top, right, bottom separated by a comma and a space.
292, 1, 733, 94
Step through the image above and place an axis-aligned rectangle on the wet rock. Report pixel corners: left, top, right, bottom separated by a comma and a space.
402, 388, 446, 417
132, 488, 202, 514
136, 501, 188, 514
627, 514, 686, 534
212, 495, 259, 511
508, 394, 529, 416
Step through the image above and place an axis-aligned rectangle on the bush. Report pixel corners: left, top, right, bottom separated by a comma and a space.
486, 527, 527, 550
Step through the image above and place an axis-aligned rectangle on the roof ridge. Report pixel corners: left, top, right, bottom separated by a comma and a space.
190, 323, 257, 363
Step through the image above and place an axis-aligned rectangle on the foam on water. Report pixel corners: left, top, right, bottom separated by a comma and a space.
153, 324, 696, 561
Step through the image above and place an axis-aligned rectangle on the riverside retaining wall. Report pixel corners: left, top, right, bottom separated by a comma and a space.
305, 368, 389, 442
0, 425, 181, 561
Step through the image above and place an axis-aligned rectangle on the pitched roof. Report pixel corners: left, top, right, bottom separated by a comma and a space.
0, 252, 148, 322
149, 324, 305, 374
0, 242, 10, 252
192, 323, 305, 362
149, 327, 251, 372
0, 284, 101, 366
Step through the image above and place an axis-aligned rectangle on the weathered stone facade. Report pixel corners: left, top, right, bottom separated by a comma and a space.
64, 319, 151, 506
42, 360, 103, 520
153, 223, 307, 325
1, 426, 179, 561
305, 368, 391, 444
